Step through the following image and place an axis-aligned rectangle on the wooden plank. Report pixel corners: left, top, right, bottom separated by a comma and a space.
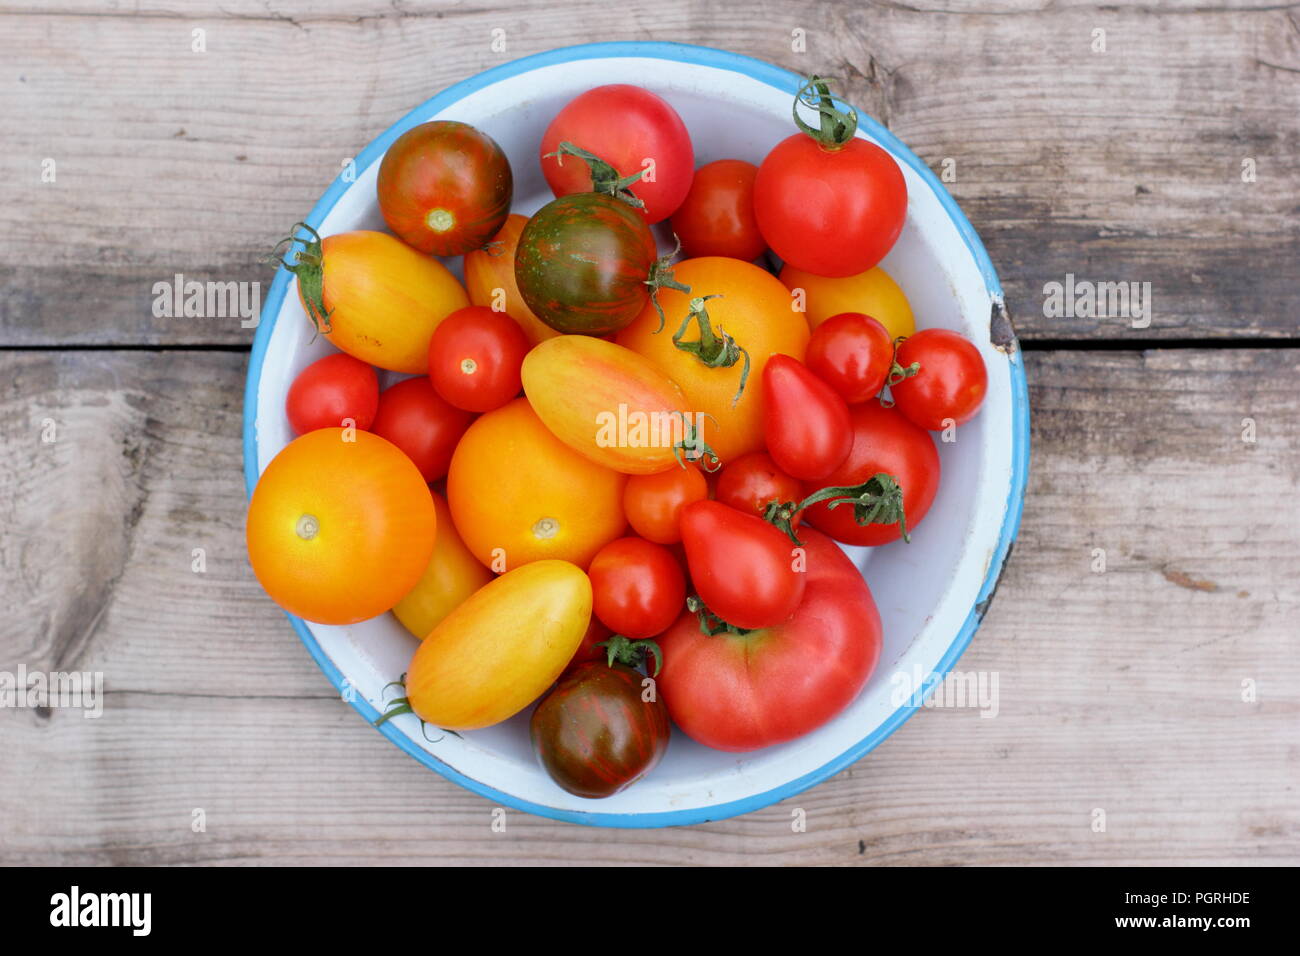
1, 2, 1296, 346
1, 348, 1296, 864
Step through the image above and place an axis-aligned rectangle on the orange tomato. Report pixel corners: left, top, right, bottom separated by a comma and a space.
778, 263, 914, 340
406, 559, 592, 730
522, 336, 695, 474
292, 229, 469, 373
616, 257, 810, 464
623, 465, 709, 544
391, 490, 494, 639
447, 398, 627, 570
246, 429, 436, 625
463, 213, 558, 346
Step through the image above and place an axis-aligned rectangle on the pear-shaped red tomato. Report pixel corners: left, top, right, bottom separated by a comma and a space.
762, 354, 853, 481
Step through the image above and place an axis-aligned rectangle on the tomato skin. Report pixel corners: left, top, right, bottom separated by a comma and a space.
521, 336, 692, 475
246, 429, 436, 625
589, 537, 687, 640
285, 352, 379, 434
369, 377, 473, 483
463, 214, 560, 346
407, 560, 592, 730
447, 398, 627, 571
715, 452, 803, 524
531, 661, 671, 798
428, 306, 529, 413
669, 159, 765, 261
761, 354, 853, 481
890, 329, 989, 430
780, 263, 913, 340
754, 133, 907, 278
564, 616, 614, 673
658, 527, 881, 752
377, 120, 512, 257
679, 500, 805, 631
539, 84, 694, 225
515, 193, 659, 335
311, 231, 470, 374
804, 400, 940, 547
392, 490, 495, 640
805, 312, 895, 404
623, 465, 708, 544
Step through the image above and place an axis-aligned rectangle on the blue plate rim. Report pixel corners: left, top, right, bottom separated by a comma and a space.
241, 40, 1031, 828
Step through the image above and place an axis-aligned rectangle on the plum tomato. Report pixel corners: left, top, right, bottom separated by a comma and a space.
428, 305, 529, 412
761, 353, 853, 481
890, 329, 989, 431
369, 376, 473, 482
623, 465, 709, 544
669, 159, 766, 261
805, 312, 896, 404
285, 352, 379, 435
588, 537, 687, 640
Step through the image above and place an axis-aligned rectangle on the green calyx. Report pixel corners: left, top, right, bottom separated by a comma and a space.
267, 221, 331, 336
545, 140, 647, 209
763, 472, 911, 545
596, 634, 664, 677
879, 334, 920, 408
372, 675, 461, 743
671, 295, 751, 407
793, 75, 859, 149
686, 595, 753, 638
671, 411, 722, 473
646, 235, 692, 334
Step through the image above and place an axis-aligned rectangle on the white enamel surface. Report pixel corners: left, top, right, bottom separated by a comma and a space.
252, 56, 1016, 817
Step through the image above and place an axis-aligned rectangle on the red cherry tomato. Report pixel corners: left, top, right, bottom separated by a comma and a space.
539, 85, 694, 225
890, 329, 989, 430
753, 80, 906, 277
805, 312, 894, 404
588, 537, 686, 640
762, 354, 853, 481
679, 500, 805, 631
668, 159, 766, 261
715, 452, 803, 524
564, 615, 613, 674
804, 400, 939, 547
285, 352, 379, 435
370, 377, 473, 482
428, 306, 530, 412
623, 465, 709, 544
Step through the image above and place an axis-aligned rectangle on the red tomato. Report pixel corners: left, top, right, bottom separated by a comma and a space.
753, 79, 906, 277
668, 159, 765, 260
715, 452, 803, 524
285, 352, 379, 435
428, 305, 529, 412
679, 500, 805, 631
370, 377, 473, 482
805, 312, 895, 404
762, 354, 853, 481
376, 121, 513, 257
564, 616, 614, 673
539, 85, 694, 225
623, 465, 709, 544
890, 329, 989, 430
588, 537, 686, 640
804, 400, 939, 547
658, 527, 881, 752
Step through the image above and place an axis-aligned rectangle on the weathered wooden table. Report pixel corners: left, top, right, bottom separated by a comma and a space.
2, 1, 1296, 865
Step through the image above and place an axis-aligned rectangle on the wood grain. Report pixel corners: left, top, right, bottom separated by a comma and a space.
2, 348, 1296, 865
1, 1, 1296, 345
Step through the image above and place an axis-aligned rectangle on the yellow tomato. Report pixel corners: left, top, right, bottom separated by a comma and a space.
292, 229, 469, 373
463, 213, 558, 346
447, 398, 627, 570
616, 257, 809, 464
522, 336, 694, 475
406, 560, 592, 730
391, 490, 494, 639
246, 429, 436, 625
778, 263, 915, 340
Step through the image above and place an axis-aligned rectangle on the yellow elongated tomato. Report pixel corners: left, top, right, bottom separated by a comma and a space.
522, 336, 695, 475
406, 560, 592, 730
463, 214, 559, 346
285, 227, 470, 373
779, 263, 914, 340
392, 490, 494, 639
616, 257, 810, 464
448, 398, 627, 570
246, 429, 437, 625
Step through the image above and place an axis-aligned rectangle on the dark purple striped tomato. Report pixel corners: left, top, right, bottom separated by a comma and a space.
514, 193, 660, 335
530, 661, 670, 799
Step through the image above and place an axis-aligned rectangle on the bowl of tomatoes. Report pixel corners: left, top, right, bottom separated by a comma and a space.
243, 41, 1029, 826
